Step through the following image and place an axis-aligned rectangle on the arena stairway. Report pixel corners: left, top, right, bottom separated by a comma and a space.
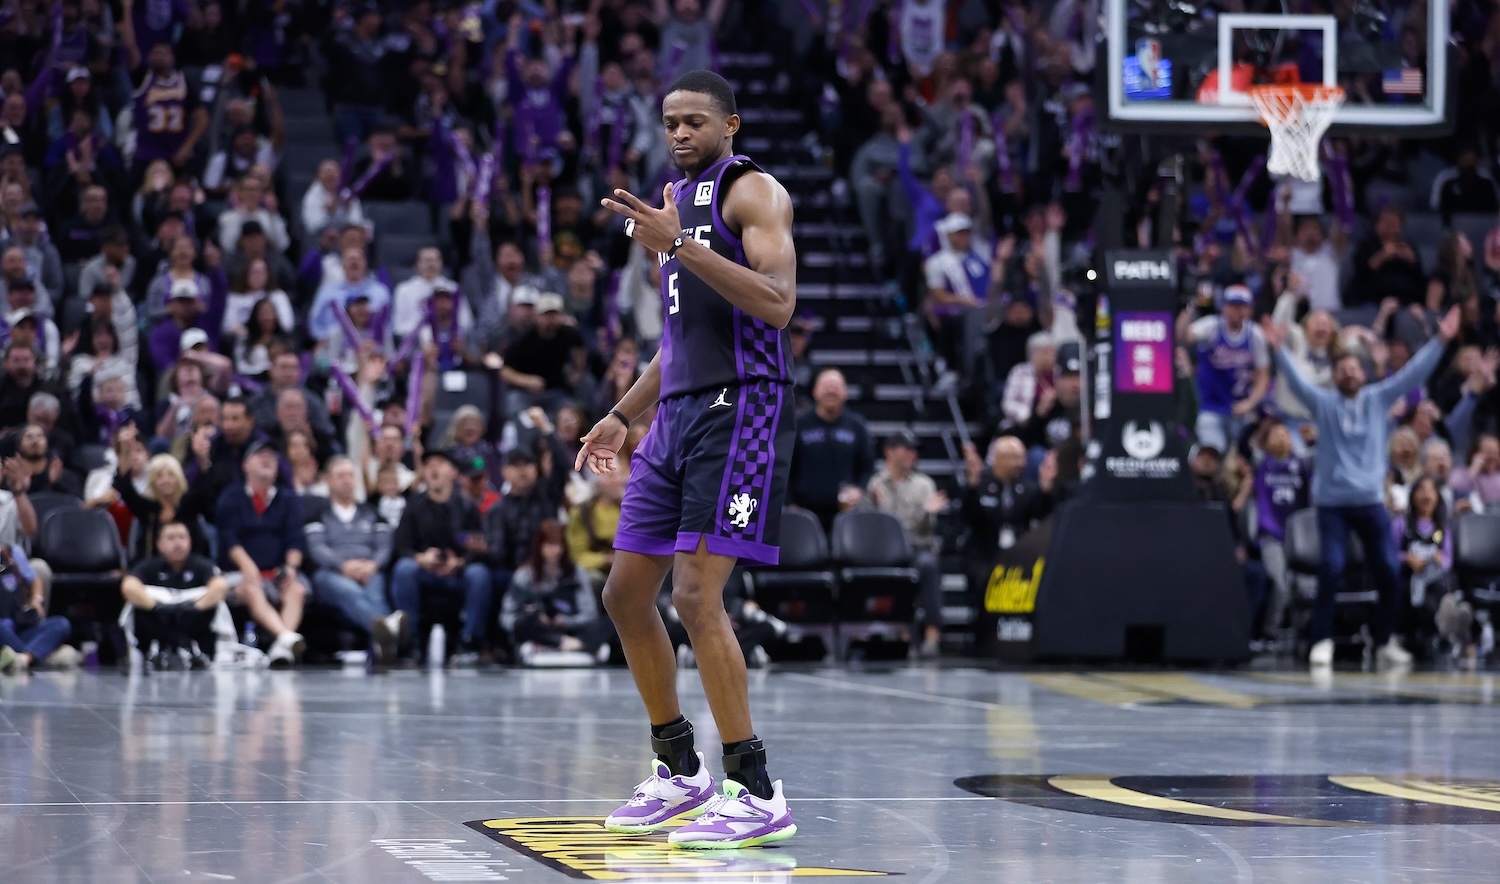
721, 54, 982, 647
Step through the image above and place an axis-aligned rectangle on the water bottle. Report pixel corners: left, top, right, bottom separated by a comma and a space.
427, 623, 446, 667
81, 641, 98, 670
242, 622, 257, 648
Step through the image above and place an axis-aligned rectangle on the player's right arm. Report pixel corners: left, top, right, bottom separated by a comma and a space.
575, 351, 661, 475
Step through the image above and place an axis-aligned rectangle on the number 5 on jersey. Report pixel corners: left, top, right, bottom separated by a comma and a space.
667, 272, 681, 315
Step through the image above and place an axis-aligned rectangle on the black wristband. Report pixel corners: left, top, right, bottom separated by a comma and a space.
608, 408, 631, 429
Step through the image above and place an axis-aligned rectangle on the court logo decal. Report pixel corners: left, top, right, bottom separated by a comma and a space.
955, 775, 1500, 827
465, 816, 893, 879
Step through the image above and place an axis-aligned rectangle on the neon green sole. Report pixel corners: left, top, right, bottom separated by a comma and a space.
603, 802, 709, 834
668, 823, 797, 850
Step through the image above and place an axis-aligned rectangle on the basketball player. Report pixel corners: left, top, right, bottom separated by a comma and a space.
577, 70, 798, 849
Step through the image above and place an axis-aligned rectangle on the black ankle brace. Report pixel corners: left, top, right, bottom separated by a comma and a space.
721, 737, 773, 799
650, 717, 699, 777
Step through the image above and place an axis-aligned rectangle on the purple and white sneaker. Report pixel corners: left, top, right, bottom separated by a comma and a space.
604, 753, 716, 834
667, 779, 797, 849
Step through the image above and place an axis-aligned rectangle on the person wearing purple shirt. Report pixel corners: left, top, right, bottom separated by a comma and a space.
578, 70, 799, 849
131, 0, 193, 58
1449, 433, 1500, 510
894, 119, 957, 256
1247, 421, 1309, 637
504, 24, 577, 164
147, 269, 227, 374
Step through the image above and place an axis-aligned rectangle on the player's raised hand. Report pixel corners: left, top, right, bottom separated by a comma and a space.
574, 414, 628, 476
602, 183, 681, 254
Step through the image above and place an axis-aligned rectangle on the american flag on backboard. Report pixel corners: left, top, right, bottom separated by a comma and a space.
1382, 68, 1424, 95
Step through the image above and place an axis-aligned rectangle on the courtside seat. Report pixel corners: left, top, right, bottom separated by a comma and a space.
748, 507, 837, 656
830, 510, 919, 651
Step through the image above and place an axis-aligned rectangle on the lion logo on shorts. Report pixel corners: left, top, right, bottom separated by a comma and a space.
727, 493, 759, 529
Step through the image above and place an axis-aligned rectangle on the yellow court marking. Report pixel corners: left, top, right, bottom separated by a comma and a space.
1024, 673, 1171, 707
1045, 775, 1355, 827
1329, 776, 1500, 814
1093, 673, 1265, 708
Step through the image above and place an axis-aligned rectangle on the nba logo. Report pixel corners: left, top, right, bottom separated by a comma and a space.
1136, 39, 1161, 90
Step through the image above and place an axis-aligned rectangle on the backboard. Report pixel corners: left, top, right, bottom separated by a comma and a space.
1103, 0, 1451, 135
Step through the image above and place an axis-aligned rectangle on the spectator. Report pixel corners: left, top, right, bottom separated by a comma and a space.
1016, 343, 1083, 457
1178, 285, 1271, 453
791, 368, 877, 533
484, 446, 559, 601
121, 39, 209, 174
0, 542, 75, 674
569, 456, 626, 594
504, 520, 611, 663
1283, 215, 1346, 312
1451, 433, 1500, 509
441, 406, 498, 487
0, 250, 54, 319
222, 260, 294, 342
203, 125, 279, 196
285, 430, 327, 496
466, 238, 542, 344
651, 0, 727, 81
1428, 233, 1480, 312
1263, 307, 1459, 669
412, 286, 479, 371
113, 441, 217, 564
1243, 420, 1309, 639
80, 370, 147, 447
1420, 437, 1470, 515
77, 229, 140, 346
961, 436, 1056, 563
1386, 427, 1423, 513
0, 205, 62, 301
393, 247, 465, 339
324, 4, 389, 143
226, 221, 299, 295
367, 423, 416, 497
0, 344, 71, 435
188, 396, 268, 504
391, 450, 492, 662
146, 256, 226, 375
9, 422, 78, 497
348, 126, 414, 203
595, 339, 642, 423
250, 352, 337, 445
924, 213, 995, 367
228, 297, 286, 381
120, 520, 228, 669
306, 456, 406, 662
215, 441, 309, 667
867, 429, 948, 657
269, 388, 337, 466
217, 177, 290, 255
1350, 207, 1426, 308
309, 246, 392, 341
499, 293, 589, 414
302, 159, 369, 238
1395, 475, 1452, 629
1000, 332, 1056, 431
1430, 144, 1499, 221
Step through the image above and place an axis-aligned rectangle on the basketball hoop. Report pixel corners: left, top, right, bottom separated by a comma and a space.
1248, 84, 1345, 182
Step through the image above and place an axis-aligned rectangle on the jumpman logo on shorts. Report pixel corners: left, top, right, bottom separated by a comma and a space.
710, 388, 732, 409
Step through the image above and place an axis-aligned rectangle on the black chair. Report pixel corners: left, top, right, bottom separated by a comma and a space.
747, 508, 837, 657
376, 232, 432, 269
26, 492, 83, 554
77, 444, 109, 473
830, 510, 920, 652
33, 508, 126, 659
1451, 512, 1500, 617
365, 200, 435, 236
1283, 508, 1375, 653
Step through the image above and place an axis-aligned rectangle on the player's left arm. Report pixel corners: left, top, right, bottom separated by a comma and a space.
677, 171, 797, 329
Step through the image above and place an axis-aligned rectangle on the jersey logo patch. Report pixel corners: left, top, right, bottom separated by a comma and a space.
727, 493, 759, 529
694, 181, 714, 206
710, 388, 732, 408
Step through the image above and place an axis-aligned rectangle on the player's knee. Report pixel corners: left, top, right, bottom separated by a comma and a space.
671, 581, 721, 628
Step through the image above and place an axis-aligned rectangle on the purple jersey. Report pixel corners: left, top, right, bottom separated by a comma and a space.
506, 51, 574, 162
133, 72, 192, 163
649, 154, 793, 400
1196, 319, 1257, 414
1255, 454, 1308, 541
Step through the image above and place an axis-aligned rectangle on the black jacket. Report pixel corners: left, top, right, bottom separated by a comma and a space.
485, 487, 557, 571
961, 475, 1054, 561
393, 491, 483, 562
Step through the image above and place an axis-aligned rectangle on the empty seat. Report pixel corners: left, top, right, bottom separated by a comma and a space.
433, 370, 494, 416
77, 445, 109, 473
377, 232, 435, 269
749, 507, 837, 637
365, 201, 435, 236
27, 493, 83, 554
33, 508, 126, 638
830, 510, 919, 639
1452, 513, 1500, 605
282, 115, 335, 145
282, 143, 337, 177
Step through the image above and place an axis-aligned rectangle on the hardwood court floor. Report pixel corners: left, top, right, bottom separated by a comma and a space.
3, 664, 1499, 882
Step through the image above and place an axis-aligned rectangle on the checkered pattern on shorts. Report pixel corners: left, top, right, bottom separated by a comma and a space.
722, 384, 782, 543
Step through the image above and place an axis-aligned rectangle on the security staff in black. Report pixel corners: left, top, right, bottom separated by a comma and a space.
961, 435, 1056, 562
120, 520, 229, 668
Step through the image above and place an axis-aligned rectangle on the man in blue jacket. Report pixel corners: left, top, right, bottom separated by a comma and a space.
1264, 306, 1459, 669
216, 440, 308, 667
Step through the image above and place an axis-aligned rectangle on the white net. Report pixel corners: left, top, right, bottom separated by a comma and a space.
1249, 85, 1346, 182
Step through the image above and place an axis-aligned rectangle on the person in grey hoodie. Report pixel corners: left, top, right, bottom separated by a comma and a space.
1263, 306, 1459, 670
